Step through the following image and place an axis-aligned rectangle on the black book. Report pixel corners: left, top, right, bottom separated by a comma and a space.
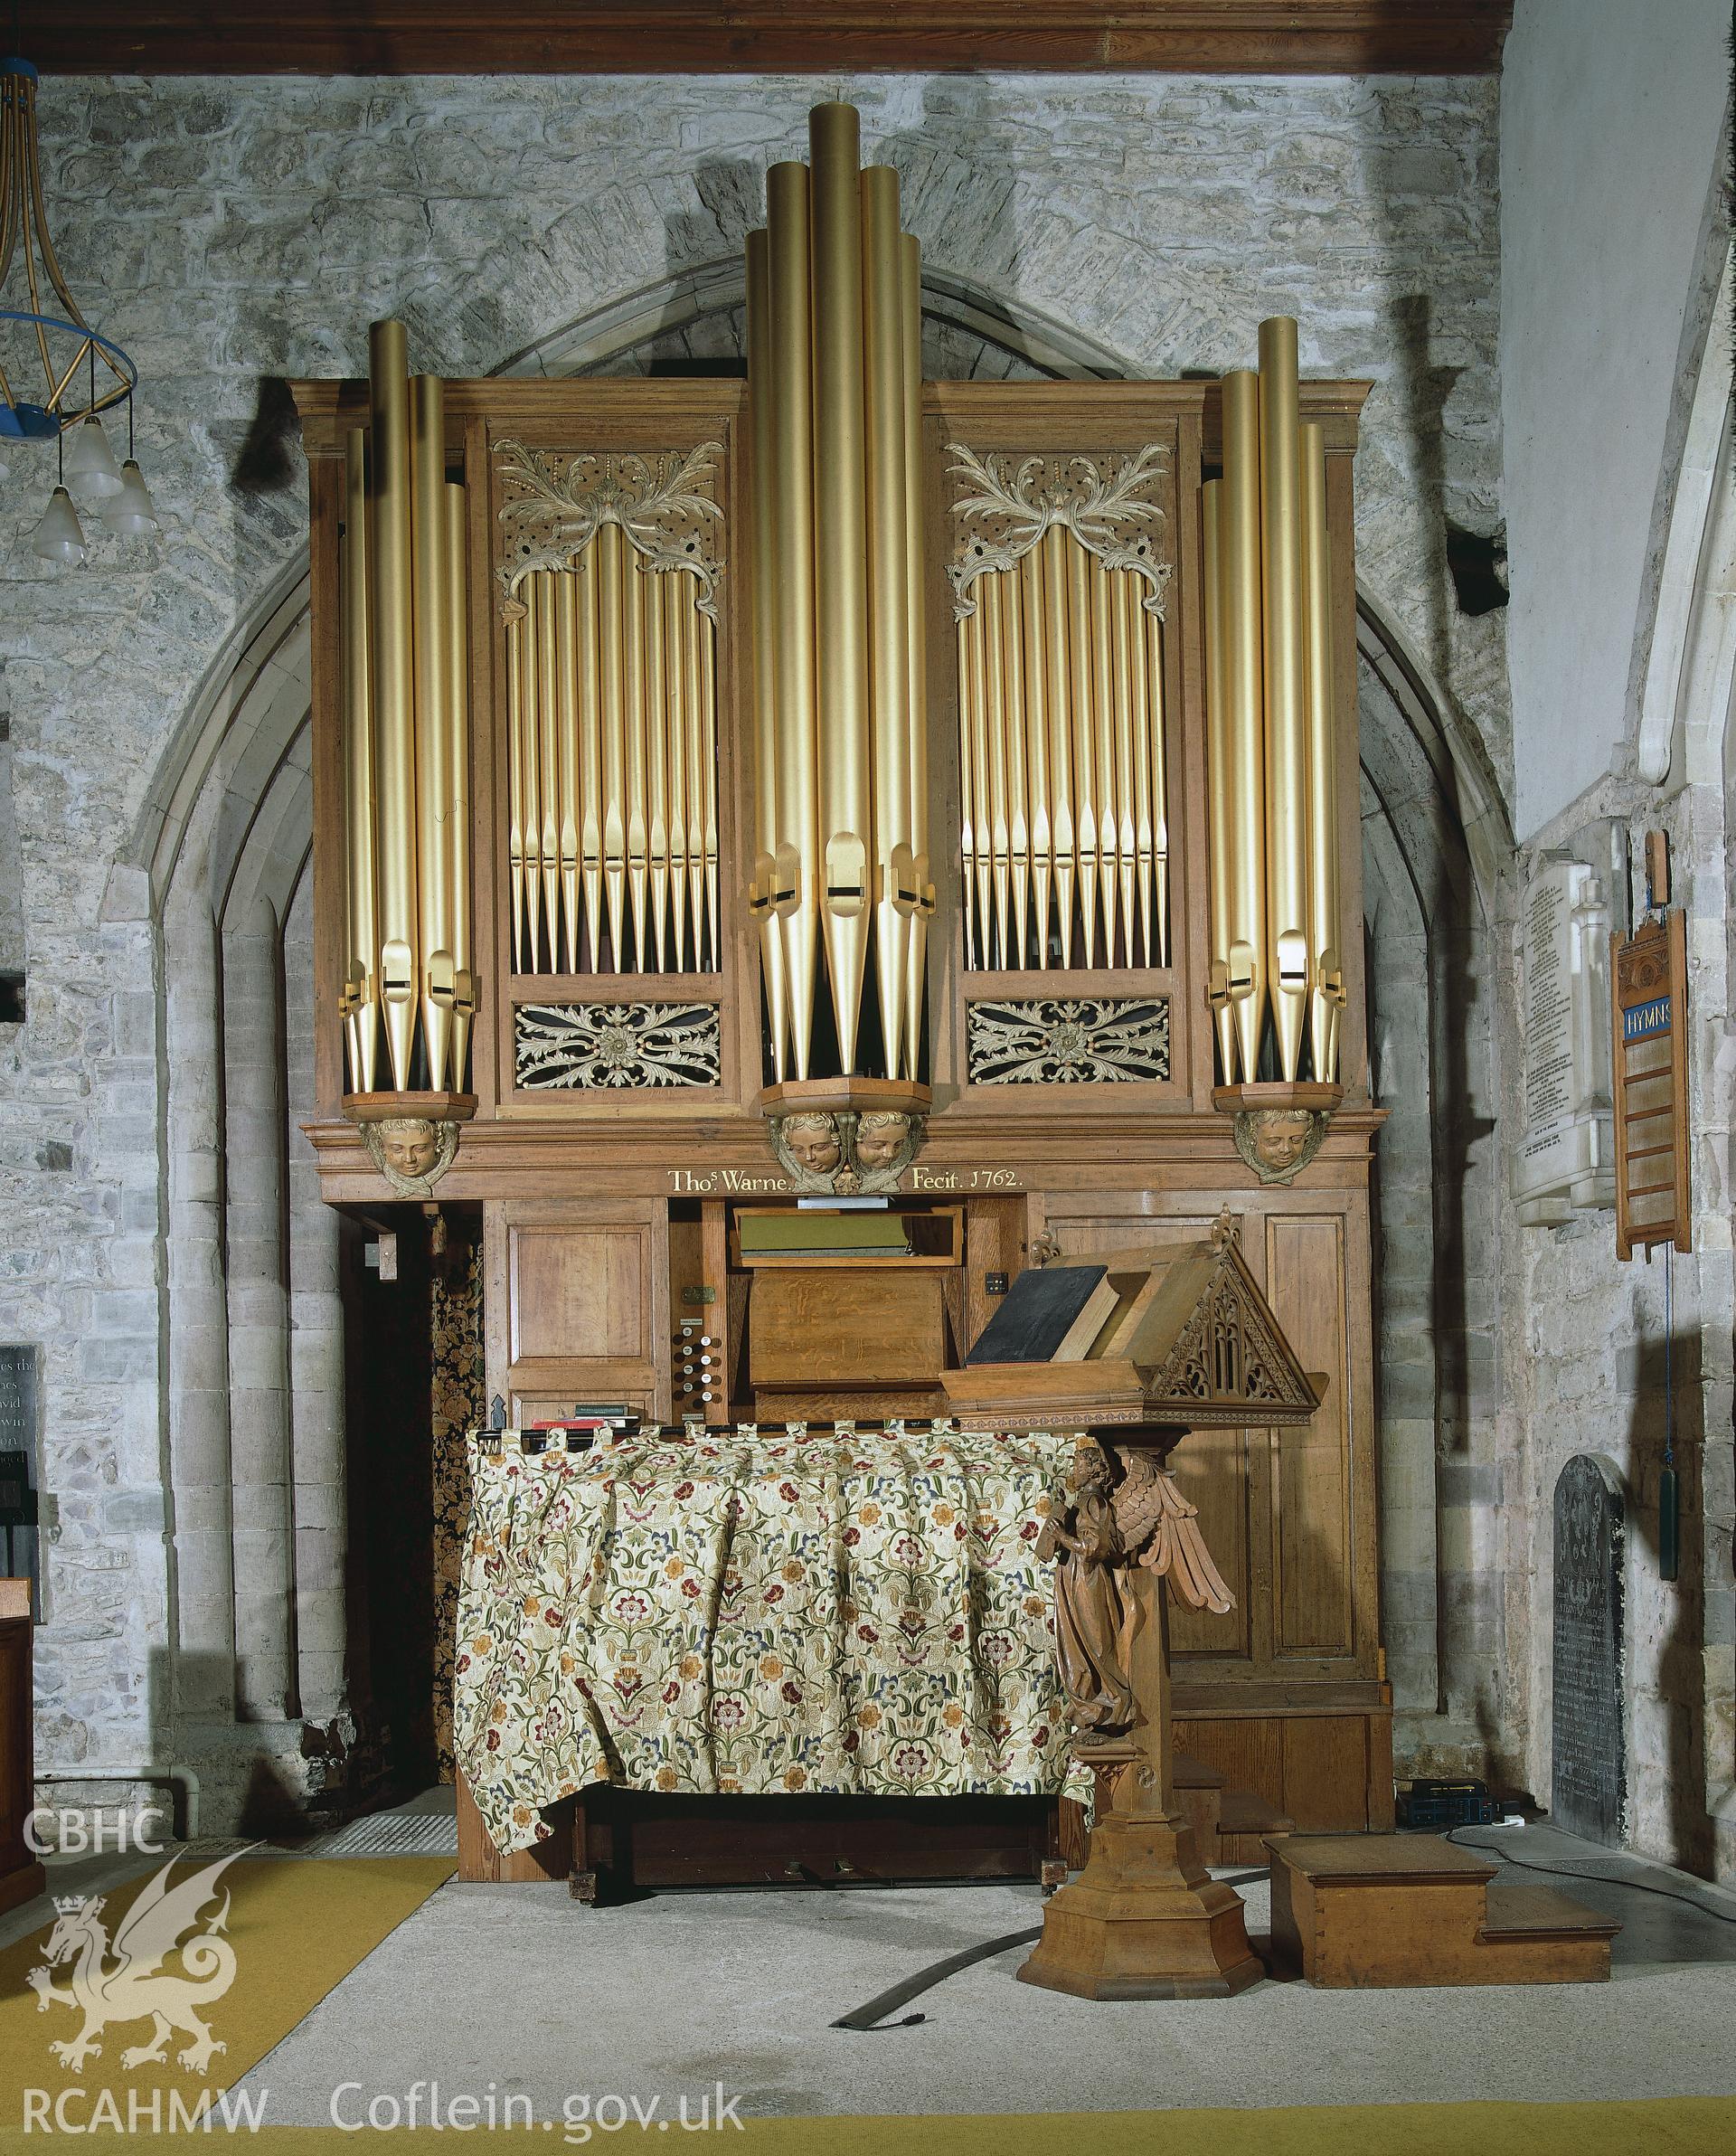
965, 1263, 1109, 1366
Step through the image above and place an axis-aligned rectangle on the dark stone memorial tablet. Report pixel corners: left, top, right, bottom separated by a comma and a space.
966, 1263, 1107, 1365
1552, 1452, 1624, 1845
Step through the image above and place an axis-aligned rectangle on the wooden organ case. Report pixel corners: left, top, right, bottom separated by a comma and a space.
295, 107, 1391, 1877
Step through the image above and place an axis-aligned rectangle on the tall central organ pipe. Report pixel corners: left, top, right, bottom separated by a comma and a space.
340, 320, 474, 1097
748, 104, 930, 1083
1203, 318, 1344, 1088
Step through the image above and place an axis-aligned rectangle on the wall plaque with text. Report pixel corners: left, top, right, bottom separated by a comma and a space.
1611, 907, 1690, 1259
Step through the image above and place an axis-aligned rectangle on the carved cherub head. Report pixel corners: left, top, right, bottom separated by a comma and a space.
782, 1112, 842, 1177
1234, 1107, 1327, 1186
853, 1111, 910, 1175
364, 1116, 460, 1198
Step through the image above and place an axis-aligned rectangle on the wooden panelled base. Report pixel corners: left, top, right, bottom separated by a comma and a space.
1268, 1833, 1619, 1987
456, 1773, 572, 1882
1018, 1810, 1262, 2000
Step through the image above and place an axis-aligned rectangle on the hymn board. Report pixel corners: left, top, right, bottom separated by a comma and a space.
292, 104, 1391, 1842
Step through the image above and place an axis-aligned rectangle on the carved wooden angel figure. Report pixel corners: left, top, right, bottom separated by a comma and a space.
1036, 1442, 1135, 1746
1038, 1437, 1235, 1753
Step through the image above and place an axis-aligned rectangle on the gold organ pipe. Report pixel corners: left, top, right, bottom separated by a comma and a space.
340, 427, 378, 1093
505, 610, 525, 973
368, 319, 419, 1091
1202, 479, 1234, 1073
810, 101, 873, 1073
1108, 568, 1137, 974
963, 597, 992, 961
623, 551, 650, 967
1019, 548, 1052, 967
443, 480, 474, 1084
410, 374, 454, 1091
596, 521, 628, 969
535, 567, 562, 968
1090, 555, 1119, 964
517, 572, 544, 971
745, 227, 786, 1064
900, 230, 929, 1072
1040, 526, 1075, 968
862, 162, 912, 1078
1300, 419, 1343, 1082
665, 568, 692, 972
1143, 596, 1169, 969
1064, 537, 1099, 966
698, 592, 720, 972
575, 544, 603, 971
1259, 316, 1308, 1081
1221, 366, 1267, 1083
1000, 566, 1031, 973
766, 158, 820, 1078
644, 566, 670, 972
956, 592, 979, 968
982, 571, 1012, 970
554, 569, 580, 972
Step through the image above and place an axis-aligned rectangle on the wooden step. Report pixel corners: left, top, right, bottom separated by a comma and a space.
1266, 1832, 1619, 1988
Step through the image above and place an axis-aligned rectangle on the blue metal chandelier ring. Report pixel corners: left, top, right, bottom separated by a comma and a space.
0, 309, 139, 440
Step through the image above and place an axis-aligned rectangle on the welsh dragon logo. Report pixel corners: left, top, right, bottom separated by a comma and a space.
27, 1852, 243, 2075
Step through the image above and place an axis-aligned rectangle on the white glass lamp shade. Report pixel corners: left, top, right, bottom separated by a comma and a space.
33, 486, 87, 565
64, 412, 123, 497
104, 459, 158, 534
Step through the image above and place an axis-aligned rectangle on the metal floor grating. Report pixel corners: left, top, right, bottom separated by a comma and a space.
165, 1815, 458, 1862
307, 1813, 458, 1858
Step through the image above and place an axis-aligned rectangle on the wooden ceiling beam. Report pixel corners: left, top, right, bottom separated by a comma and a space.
19, 5, 1514, 80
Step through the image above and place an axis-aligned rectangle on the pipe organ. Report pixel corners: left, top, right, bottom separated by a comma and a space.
296, 101, 1389, 1868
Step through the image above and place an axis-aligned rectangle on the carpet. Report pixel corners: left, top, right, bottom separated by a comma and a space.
0, 1855, 451, 2123
0, 2098, 1727, 2153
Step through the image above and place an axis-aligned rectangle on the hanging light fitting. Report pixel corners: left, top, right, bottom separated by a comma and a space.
2, 51, 149, 553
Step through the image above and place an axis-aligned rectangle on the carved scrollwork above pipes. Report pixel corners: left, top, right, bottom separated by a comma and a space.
945, 443, 1174, 620
494, 440, 727, 619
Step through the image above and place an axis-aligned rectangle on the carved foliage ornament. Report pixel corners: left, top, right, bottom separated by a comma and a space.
515, 1001, 722, 1091
967, 997, 1170, 1086
495, 440, 725, 619
769, 1109, 926, 1196
946, 442, 1174, 620
363, 1116, 461, 1198
1232, 1106, 1329, 1185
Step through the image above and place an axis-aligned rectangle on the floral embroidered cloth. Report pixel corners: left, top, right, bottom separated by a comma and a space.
455, 1426, 1087, 1852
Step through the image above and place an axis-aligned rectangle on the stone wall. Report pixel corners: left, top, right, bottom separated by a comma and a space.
0, 70, 1508, 1821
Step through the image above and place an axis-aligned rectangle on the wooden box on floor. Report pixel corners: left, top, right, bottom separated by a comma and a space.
1267, 1833, 1618, 1987
0, 1578, 45, 1916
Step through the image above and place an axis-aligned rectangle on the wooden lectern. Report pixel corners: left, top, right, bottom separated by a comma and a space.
943, 1215, 1326, 2000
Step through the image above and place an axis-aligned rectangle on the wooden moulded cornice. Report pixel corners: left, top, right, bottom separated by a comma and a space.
33, 4, 1513, 79
290, 375, 1373, 459
303, 1105, 1387, 1206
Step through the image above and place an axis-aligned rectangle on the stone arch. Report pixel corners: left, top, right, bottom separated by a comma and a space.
134, 268, 1505, 1819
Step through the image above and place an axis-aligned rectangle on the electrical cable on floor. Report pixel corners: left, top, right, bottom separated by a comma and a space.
832, 1868, 1270, 2029
832, 1926, 1042, 2029
1448, 1830, 1736, 1926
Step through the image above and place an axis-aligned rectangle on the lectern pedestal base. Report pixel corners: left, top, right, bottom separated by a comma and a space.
1017, 1811, 1263, 2000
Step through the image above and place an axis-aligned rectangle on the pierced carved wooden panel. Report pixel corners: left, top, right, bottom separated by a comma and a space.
965, 995, 1170, 1085
514, 1000, 722, 1090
